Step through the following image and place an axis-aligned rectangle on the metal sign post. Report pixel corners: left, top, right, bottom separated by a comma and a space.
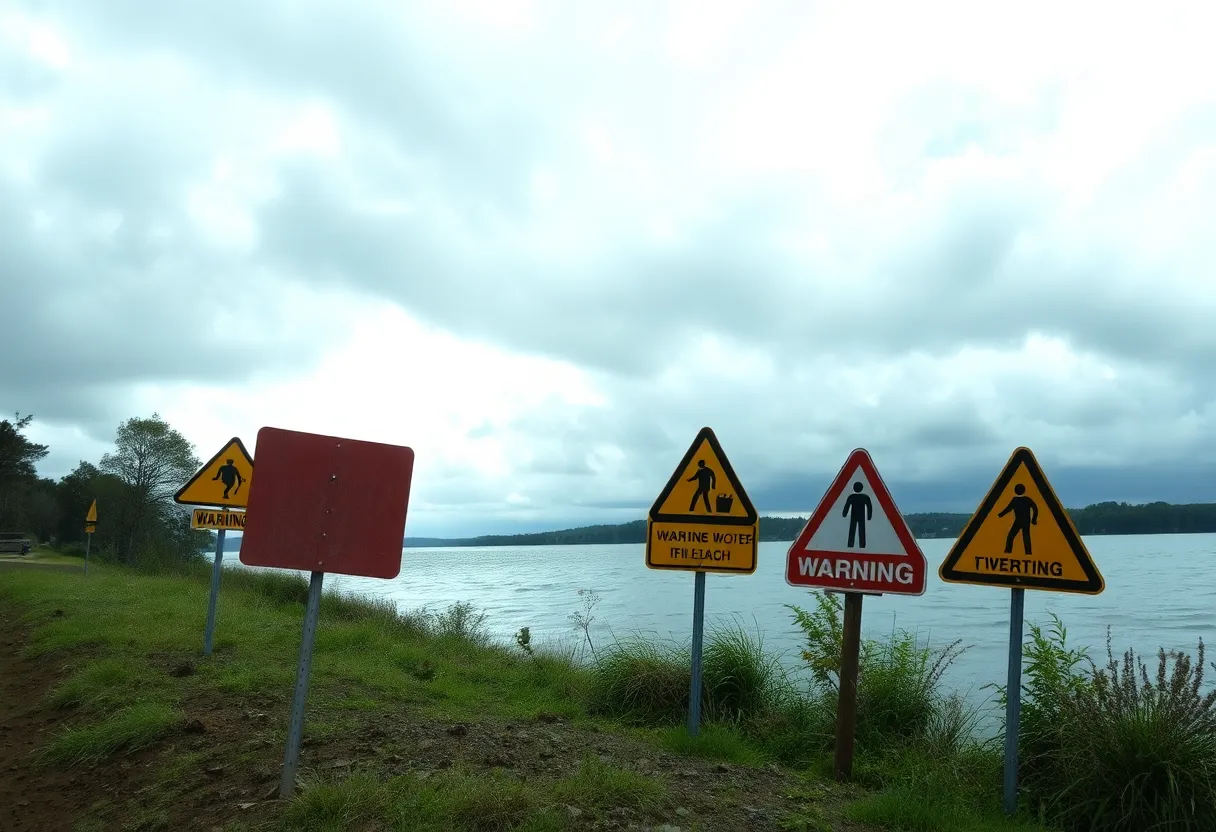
687, 570, 707, 736
203, 529, 226, 656
84, 498, 98, 576
1003, 588, 1026, 814
280, 571, 325, 799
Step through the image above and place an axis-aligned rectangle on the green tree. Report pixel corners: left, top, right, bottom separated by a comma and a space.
99, 414, 205, 563
54, 461, 125, 549
0, 414, 49, 532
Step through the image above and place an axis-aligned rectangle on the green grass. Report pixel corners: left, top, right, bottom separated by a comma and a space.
551, 754, 667, 813
657, 724, 766, 765
41, 701, 182, 766
281, 768, 574, 832
47, 657, 159, 710
2, 559, 1201, 831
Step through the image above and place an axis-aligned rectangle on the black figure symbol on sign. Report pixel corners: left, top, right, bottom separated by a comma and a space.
213, 458, 245, 499
998, 483, 1038, 555
843, 482, 873, 548
687, 459, 717, 512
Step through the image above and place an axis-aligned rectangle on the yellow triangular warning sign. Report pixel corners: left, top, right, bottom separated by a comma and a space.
174, 437, 255, 509
938, 447, 1104, 595
649, 427, 757, 526
85, 499, 97, 523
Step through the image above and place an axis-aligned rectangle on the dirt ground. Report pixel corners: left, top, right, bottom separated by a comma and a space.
0, 608, 870, 832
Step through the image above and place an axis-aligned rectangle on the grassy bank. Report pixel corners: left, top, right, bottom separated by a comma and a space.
0, 560, 1210, 831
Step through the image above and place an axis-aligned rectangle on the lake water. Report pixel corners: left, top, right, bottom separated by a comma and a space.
229, 534, 1216, 727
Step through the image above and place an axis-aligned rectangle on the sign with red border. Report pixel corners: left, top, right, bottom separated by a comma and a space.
785, 448, 926, 595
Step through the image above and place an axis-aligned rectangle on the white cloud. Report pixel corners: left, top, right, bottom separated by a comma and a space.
4, 0, 1216, 536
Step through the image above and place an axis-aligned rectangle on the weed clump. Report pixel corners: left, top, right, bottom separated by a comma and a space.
787, 591, 967, 750
700, 619, 784, 722
589, 636, 689, 724
1015, 618, 1216, 832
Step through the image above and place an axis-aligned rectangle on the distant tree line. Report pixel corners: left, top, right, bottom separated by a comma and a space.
0, 413, 211, 565
402, 502, 1216, 548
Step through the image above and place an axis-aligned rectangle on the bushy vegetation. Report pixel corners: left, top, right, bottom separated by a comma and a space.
787, 592, 968, 750
1005, 614, 1216, 831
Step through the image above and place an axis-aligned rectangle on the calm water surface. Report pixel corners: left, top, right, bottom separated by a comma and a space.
234, 534, 1216, 723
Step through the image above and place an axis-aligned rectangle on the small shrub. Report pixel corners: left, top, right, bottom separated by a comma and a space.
439, 769, 536, 830
787, 591, 967, 749
429, 601, 490, 644
590, 636, 688, 724
284, 774, 390, 830
1043, 632, 1216, 831
744, 688, 833, 765
856, 627, 966, 747
515, 626, 534, 656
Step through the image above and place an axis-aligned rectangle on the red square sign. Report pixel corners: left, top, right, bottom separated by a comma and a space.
239, 427, 415, 579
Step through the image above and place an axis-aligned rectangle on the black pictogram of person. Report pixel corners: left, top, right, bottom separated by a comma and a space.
212, 458, 245, 499
687, 459, 716, 512
998, 483, 1038, 555
843, 482, 873, 548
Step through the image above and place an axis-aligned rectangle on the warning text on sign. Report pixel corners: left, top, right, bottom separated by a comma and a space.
646, 521, 758, 573
970, 556, 1064, 577
191, 509, 247, 531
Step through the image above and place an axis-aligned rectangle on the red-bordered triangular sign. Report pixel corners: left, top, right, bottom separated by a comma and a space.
785, 448, 926, 595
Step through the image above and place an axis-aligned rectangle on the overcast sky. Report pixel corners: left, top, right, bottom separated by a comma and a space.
3, 1, 1215, 538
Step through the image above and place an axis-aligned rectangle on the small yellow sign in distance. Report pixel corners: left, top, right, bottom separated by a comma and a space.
645, 426, 759, 574
938, 447, 1104, 594
175, 437, 255, 509
84, 523, 96, 535
191, 508, 247, 531
86, 499, 98, 523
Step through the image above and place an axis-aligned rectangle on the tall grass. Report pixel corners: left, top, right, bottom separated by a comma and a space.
589, 620, 785, 726
589, 635, 689, 724
700, 619, 785, 722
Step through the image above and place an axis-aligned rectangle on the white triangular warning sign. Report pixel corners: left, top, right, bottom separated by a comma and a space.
785, 449, 926, 595
649, 427, 757, 525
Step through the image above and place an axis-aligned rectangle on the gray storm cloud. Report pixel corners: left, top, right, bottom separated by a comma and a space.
3, 1, 1215, 531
